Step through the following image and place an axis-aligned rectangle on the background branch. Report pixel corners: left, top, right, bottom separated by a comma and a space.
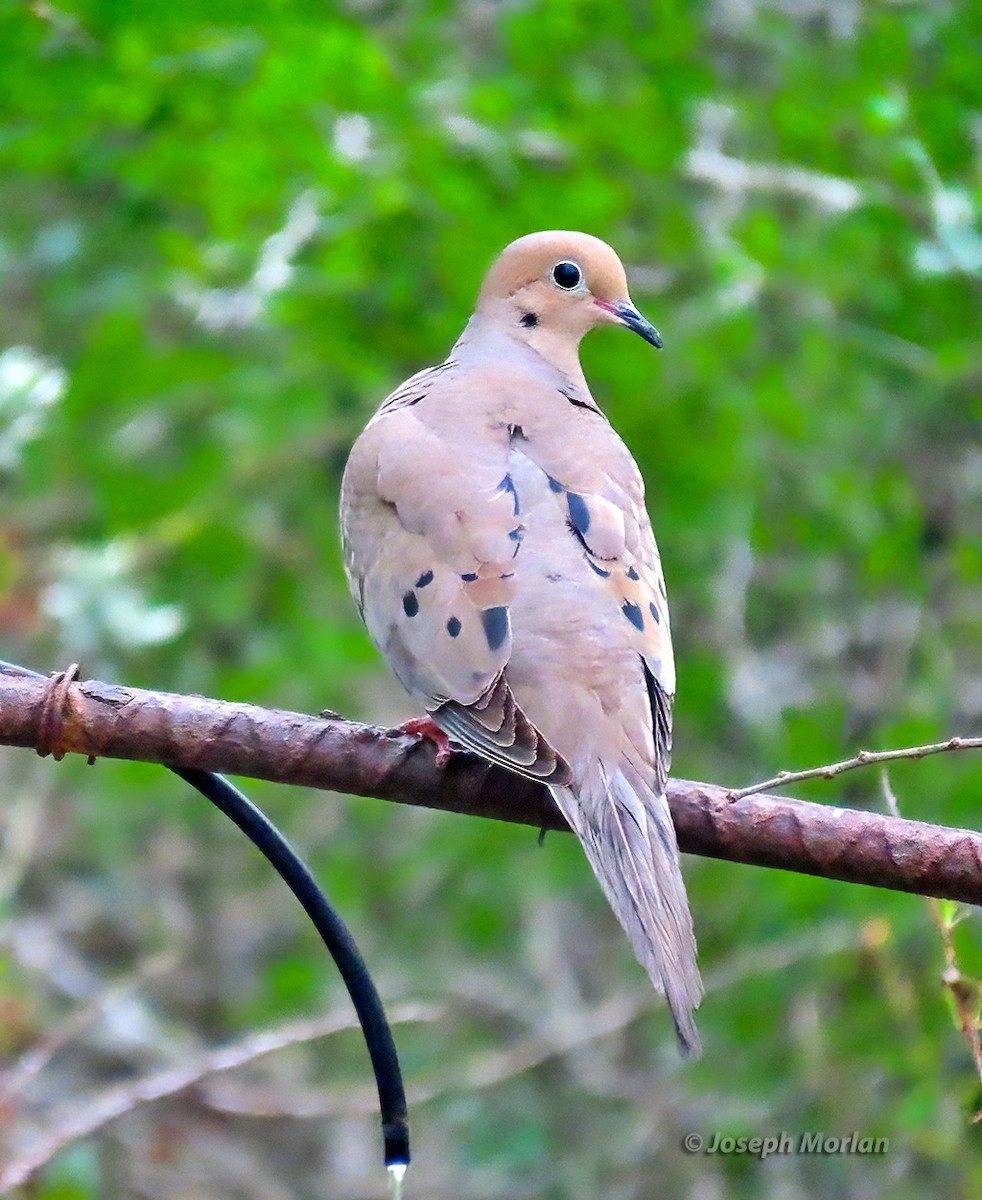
0, 1001, 436, 1192
1, 668, 980, 904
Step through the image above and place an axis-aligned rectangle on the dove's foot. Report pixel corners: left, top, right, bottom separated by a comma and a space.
400, 716, 453, 766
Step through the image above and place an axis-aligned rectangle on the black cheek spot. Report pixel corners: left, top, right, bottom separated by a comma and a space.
446, 616, 462, 638
481, 606, 509, 652
627, 566, 640, 581
415, 570, 434, 588
649, 601, 661, 624
567, 492, 590, 535
403, 591, 419, 617
622, 601, 644, 632
520, 312, 538, 328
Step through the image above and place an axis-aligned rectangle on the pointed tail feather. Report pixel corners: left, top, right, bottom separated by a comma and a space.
552, 769, 703, 1055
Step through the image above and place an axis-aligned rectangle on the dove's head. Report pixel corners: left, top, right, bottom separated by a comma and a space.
475, 231, 661, 370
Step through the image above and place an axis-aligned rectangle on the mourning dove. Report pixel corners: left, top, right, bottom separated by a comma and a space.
340, 231, 702, 1053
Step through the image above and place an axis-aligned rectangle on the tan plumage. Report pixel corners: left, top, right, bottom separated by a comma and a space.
340, 231, 702, 1053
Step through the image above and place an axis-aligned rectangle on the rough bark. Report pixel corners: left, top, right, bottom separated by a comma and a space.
1, 668, 980, 904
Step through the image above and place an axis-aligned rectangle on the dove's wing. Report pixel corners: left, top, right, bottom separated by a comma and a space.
340, 359, 570, 784
487, 419, 699, 1052
493, 407, 675, 787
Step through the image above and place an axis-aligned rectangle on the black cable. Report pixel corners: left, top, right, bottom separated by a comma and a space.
173, 767, 409, 1168
0, 660, 410, 1171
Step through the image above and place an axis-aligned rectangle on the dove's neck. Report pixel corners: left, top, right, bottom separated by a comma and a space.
455, 309, 590, 390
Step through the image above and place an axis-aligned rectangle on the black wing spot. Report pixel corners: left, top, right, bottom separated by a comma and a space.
649, 601, 661, 624
416, 570, 434, 588
481, 606, 509, 652
548, 475, 564, 493
447, 616, 462, 638
461, 572, 479, 582
587, 559, 610, 578
558, 385, 602, 416
565, 497, 616, 571
403, 591, 419, 617
380, 390, 425, 412
567, 492, 590, 535
627, 566, 640, 581
379, 360, 456, 413
567, 518, 590, 556
508, 424, 526, 440
622, 601, 644, 632
498, 473, 520, 516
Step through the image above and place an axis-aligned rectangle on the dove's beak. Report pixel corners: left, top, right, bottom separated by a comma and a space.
595, 299, 663, 349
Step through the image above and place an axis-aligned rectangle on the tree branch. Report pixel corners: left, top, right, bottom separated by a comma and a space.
1, 668, 980, 904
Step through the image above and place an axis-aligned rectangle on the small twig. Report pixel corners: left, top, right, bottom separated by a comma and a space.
882, 771, 982, 1120
729, 736, 982, 801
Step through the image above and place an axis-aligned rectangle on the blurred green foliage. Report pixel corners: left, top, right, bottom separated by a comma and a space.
1, 0, 981, 1196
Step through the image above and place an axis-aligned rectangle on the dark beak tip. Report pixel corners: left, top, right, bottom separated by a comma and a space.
614, 302, 663, 350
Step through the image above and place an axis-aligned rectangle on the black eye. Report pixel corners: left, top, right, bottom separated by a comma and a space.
551, 260, 582, 290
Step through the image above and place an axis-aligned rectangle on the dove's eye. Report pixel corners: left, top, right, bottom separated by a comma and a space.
551, 261, 582, 290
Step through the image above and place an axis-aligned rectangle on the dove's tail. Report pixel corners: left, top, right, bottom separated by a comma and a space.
552, 767, 703, 1056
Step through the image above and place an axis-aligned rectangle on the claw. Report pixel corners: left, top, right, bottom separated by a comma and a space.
400, 716, 453, 767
